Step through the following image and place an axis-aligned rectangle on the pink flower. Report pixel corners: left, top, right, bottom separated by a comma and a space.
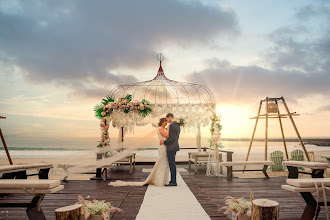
101, 111, 106, 116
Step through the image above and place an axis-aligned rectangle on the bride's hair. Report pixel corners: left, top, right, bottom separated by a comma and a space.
158, 118, 167, 126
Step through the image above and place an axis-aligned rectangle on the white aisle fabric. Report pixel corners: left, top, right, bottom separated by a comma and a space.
136, 171, 211, 220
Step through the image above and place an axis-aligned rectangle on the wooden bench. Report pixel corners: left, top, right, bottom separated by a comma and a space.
95, 153, 136, 180
0, 164, 53, 179
0, 179, 64, 220
282, 161, 329, 179
59, 153, 136, 181
221, 161, 274, 180
112, 153, 136, 173
282, 178, 330, 220
188, 152, 223, 174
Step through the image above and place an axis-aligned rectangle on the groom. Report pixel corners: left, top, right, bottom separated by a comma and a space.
160, 113, 180, 186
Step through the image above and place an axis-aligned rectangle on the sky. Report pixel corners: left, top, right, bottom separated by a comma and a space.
0, 0, 329, 143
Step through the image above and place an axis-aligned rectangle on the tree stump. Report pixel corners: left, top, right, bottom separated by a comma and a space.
55, 204, 85, 220
252, 199, 279, 220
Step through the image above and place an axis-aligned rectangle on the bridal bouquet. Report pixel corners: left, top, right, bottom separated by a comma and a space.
77, 195, 123, 220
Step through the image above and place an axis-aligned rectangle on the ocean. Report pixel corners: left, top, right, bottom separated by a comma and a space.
1, 136, 330, 159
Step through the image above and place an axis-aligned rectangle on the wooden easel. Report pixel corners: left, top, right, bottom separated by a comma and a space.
244, 97, 310, 170
0, 116, 13, 165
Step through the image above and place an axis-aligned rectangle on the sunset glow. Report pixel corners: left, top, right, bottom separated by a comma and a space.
0, 0, 329, 141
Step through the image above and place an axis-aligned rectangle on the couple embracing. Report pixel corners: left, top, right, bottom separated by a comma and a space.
110, 113, 180, 187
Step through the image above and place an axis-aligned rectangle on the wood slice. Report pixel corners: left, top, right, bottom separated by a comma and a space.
252, 199, 279, 220
55, 204, 85, 220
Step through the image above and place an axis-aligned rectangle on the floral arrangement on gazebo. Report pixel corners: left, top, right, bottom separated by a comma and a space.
209, 111, 223, 149
94, 94, 152, 149
206, 109, 223, 176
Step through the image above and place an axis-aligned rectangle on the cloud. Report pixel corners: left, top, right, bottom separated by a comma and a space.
0, 0, 239, 98
319, 105, 330, 112
187, 59, 330, 104
186, 1, 330, 106
264, 1, 330, 74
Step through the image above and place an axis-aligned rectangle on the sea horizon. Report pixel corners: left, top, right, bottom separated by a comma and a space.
2, 135, 330, 159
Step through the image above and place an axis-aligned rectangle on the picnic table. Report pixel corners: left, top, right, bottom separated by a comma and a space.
283, 161, 329, 179
321, 155, 330, 164
282, 178, 330, 220
0, 179, 64, 220
0, 164, 53, 179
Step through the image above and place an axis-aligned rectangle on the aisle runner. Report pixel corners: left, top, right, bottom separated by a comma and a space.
136, 171, 211, 220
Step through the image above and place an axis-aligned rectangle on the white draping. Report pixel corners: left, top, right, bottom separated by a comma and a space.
108, 104, 214, 133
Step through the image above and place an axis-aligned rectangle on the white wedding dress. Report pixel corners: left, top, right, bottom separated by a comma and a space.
109, 128, 169, 187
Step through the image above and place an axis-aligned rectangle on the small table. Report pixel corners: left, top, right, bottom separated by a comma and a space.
188, 152, 222, 174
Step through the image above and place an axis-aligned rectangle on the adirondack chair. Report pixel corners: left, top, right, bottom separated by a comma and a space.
290, 149, 305, 171
270, 150, 286, 171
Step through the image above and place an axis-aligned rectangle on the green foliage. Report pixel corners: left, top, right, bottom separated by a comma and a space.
94, 95, 114, 119
94, 104, 104, 119
141, 99, 150, 105
101, 95, 114, 106
119, 94, 132, 102
139, 99, 152, 117
208, 139, 224, 149
126, 94, 132, 102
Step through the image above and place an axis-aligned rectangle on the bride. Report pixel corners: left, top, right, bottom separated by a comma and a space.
109, 117, 170, 187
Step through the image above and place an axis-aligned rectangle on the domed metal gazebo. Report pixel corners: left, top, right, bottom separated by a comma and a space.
107, 54, 215, 151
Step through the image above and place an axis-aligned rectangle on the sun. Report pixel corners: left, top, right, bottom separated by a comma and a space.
215, 104, 254, 138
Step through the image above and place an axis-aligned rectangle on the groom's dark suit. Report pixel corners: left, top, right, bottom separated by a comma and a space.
164, 121, 180, 184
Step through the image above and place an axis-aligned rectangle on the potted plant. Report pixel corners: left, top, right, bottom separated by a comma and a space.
78, 195, 123, 220
219, 196, 252, 220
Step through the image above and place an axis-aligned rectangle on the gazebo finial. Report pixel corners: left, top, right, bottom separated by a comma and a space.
154, 53, 166, 79
157, 53, 164, 65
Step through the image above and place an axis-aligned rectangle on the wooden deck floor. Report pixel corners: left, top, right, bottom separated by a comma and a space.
0, 166, 149, 220
0, 164, 328, 219
181, 165, 328, 220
